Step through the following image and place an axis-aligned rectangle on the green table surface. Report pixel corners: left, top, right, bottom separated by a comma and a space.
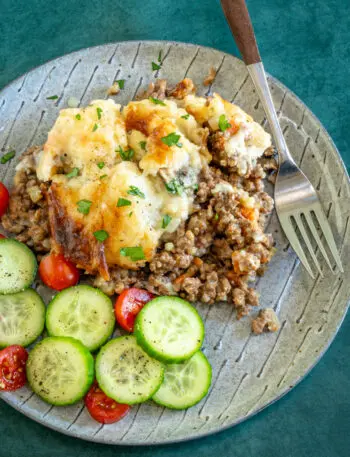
0, 0, 349, 456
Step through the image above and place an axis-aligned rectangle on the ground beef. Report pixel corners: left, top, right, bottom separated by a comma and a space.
2, 82, 276, 326
251, 308, 280, 334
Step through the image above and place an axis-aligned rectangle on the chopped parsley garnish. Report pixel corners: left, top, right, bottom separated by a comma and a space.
120, 246, 145, 261
214, 213, 219, 221
92, 123, 99, 132
117, 79, 125, 89
66, 167, 79, 178
165, 179, 184, 195
93, 230, 109, 242
97, 162, 105, 169
158, 50, 162, 62
218, 114, 231, 132
162, 214, 172, 229
139, 141, 147, 150
77, 200, 92, 215
75, 114, 81, 120
100, 174, 107, 180
117, 198, 132, 207
181, 114, 190, 120
149, 97, 166, 106
152, 62, 161, 71
193, 183, 199, 192
118, 146, 134, 161
96, 107, 103, 120
161, 132, 182, 147
0, 150, 15, 164
127, 185, 145, 199
128, 211, 133, 217
46, 95, 58, 100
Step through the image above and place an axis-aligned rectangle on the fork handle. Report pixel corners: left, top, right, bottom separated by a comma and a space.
220, 0, 296, 165
220, 0, 261, 65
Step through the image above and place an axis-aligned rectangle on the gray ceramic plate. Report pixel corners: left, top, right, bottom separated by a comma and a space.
0, 41, 349, 445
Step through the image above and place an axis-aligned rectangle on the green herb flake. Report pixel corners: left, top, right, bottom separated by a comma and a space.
139, 141, 147, 151
193, 183, 199, 192
161, 132, 182, 147
127, 185, 145, 199
149, 97, 166, 106
66, 167, 79, 179
77, 199, 92, 215
0, 150, 16, 164
92, 123, 99, 132
181, 114, 190, 120
117, 79, 125, 89
117, 198, 132, 207
165, 179, 184, 196
118, 146, 135, 161
152, 62, 161, 71
96, 107, 103, 120
218, 114, 231, 132
128, 211, 133, 217
120, 246, 145, 261
97, 162, 105, 169
162, 214, 172, 229
158, 50, 162, 62
214, 213, 219, 221
46, 95, 58, 100
93, 230, 109, 242
75, 114, 81, 120
100, 174, 107, 180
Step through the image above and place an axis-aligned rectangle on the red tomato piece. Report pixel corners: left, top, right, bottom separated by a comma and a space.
85, 382, 130, 424
0, 182, 9, 218
0, 234, 6, 239
0, 345, 28, 391
39, 253, 80, 291
114, 287, 154, 332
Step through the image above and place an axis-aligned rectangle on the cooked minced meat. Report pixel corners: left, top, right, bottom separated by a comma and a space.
2, 79, 277, 322
251, 308, 280, 334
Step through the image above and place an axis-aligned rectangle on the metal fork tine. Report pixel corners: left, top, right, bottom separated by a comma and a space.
280, 215, 315, 279
304, 212, 333, 272
313, 205, 344, 272
294, 214, 323, 277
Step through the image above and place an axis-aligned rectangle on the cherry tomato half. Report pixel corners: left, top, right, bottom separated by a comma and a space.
0, 182, 9, 218
0, 345, 28, 391
114, 287, 154, 332
85, 382, 130, 424
39, 253, 79, 291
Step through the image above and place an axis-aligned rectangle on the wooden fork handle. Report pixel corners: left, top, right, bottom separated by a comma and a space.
220, 0, 261, 65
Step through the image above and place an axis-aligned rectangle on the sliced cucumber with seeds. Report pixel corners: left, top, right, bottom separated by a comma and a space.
96, 335, 164, 405
0, 289, 45, 347
135, 296, 204, 363
152, 351, 212, 410
26, 336, 94, 405
46, 285, 115, 352
0, 239, 37, 294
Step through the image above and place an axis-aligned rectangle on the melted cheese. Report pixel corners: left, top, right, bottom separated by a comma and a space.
182, 93, 271, 174
38, 83, 270, 276
37, 99, 128, 181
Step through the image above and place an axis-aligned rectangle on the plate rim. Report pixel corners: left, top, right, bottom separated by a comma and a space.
0, 39, 349, 446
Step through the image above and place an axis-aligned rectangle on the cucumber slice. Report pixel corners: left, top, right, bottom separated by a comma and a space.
46, 285, 115, 351
135, 296, 204, 363
96, 335, 164, 405
0, 289, 45, 347
0, 239, 37, 294
26, 336, 94, 406
152, 351, 212, 410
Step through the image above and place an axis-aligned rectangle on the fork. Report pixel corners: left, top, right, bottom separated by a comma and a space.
220, 0, 343, 278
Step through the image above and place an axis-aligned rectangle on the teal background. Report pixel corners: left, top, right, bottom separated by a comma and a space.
0, 0, 349, 455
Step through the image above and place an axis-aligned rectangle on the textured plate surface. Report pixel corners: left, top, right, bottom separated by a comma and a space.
0, 41, 349, 445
